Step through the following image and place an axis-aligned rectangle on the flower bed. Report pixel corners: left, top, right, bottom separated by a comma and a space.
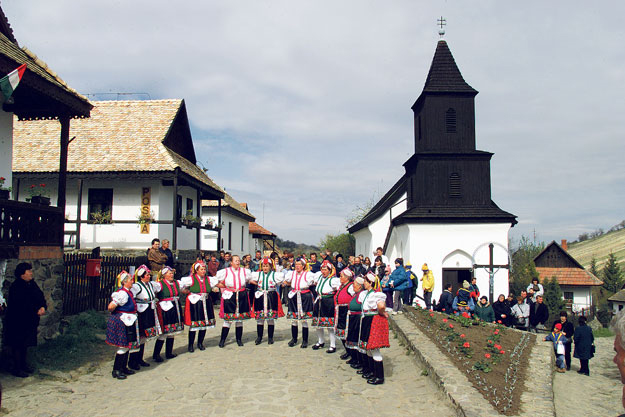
405, 305, 535, 415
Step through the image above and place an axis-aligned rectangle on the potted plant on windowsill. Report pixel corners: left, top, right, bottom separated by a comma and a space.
90, 210, 112, 224
0, 177, 10, 200
204, 218, 215, 229
181, 210, 197, 229
27, 183, 50, 206
137, 209, 155, 226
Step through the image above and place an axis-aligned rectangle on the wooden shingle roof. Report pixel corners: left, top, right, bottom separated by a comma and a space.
422, 40, 477, 94
13, 99, 222, 194
608, 289, 625, 303
202, 192, 255, 221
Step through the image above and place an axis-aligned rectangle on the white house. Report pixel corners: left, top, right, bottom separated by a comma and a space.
249, 221, 277, 255
201, 193, 254, 256
348, 40, 517, 304
13, 99, 224, 250
608, 290, 625, 315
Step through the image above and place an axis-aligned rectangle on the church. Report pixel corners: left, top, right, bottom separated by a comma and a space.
348, 39, 517, 303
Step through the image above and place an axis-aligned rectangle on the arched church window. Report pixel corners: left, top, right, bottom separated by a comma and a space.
446, 108, 457, 133
449, 173, 461, 198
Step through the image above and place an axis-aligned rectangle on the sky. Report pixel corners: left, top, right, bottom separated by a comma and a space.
4, 1, 625, 246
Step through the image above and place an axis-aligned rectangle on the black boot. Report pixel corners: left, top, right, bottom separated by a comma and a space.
127, 351, 140, 371
197, 330, 206, 350
111, 353, 127, 380
350, 350, 363, 369
367, 360, 385, 385
165, 338, 177, 359
255, 324, 264, 345
137, 344, 150, 367
340, 341, 350, 360
288, 325, 298, 347
236, 325, 244, 346
357, 353, 371, 376
121, 352, 136, 375
11, 347, 29, 378
219, 326, 229, 348
301, 326, 308, 348
268, 324, 275, 344
188, 331, 196, 352
153, 339, 164, 363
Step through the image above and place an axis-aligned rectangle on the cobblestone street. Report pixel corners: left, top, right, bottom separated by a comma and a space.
2, 317, 456, 417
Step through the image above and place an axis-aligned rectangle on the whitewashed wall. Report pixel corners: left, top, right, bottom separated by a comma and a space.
560, 285, 593, 311
201, 208, 250, 256
0, 111, 12, 186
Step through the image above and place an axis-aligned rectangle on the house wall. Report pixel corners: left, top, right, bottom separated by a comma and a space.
201, 208, 250, 256
612, 301, 625, 315
560, 285, 592, 311
0, 111, 12, 186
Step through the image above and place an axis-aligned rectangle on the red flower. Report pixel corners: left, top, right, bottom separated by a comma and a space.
487, 340, 493, 344
463, 342, 470, 348
448, 324, 454, 329
30, 184, 35, 188
442, 318, 448, 323
460, 334, 466, 338
0, 177, 4, 180
497, 320, 502, 324
499, 350, 505, 354
494, 330, 499, 335
462, 312, 470, 318
40, 183, 46, 187
485, 353, 491, 359
429, 313, 434, 317
494, 344, 501, 350
442, 308, 446, 311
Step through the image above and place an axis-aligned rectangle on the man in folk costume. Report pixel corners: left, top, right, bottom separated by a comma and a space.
250, 257, 285, 344
358, 272, 390, 385
334, 268, 356, 359
311, 261, 341, 353
215, 255, 255, 347
282, 257, 319, 348
106, 271, 141, 380
179, 261, 218, 352
345, 276, 365, 369
153, 266, 184, 362
129, 265, 162, 370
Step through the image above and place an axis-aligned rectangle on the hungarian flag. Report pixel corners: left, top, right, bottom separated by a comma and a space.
0, 63, 26, 101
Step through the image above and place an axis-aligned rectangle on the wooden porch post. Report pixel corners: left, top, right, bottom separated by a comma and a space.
58, 115, 70, 222
76, 178, 83, 249
196, 188, 201, 251
172, 170, 178, 250
217, 198, 222, 251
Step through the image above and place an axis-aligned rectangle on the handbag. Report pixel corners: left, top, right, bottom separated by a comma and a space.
556, 341, 565, 355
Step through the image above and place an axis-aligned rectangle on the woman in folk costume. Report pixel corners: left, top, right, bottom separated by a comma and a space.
179, 261, 218, 352
152, 266, 184, 362
358, 272, 390, 385
215, 255, 255, 347
282, 257, 320, 348
345, 276, 365, 369
105, 271, 141, 380
334, 268, 356, 359
129, 265, 162, 370
250, 257, 285, 344
311, 261, 342, 353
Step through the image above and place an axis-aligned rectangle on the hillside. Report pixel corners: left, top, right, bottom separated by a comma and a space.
568, 228, 625, 271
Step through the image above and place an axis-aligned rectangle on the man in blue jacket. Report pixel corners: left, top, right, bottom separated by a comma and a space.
388, 258, 409, 314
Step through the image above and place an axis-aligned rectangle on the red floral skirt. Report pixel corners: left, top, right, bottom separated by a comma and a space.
360, 314, 390, 350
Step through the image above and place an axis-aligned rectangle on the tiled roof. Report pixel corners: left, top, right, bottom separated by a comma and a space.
13, 99, 222, 193
249, 222, 275, 237
608, 289, 625, 303
202, 192, 254, 220
536, 267, 603, 287
422, 40, 477, 94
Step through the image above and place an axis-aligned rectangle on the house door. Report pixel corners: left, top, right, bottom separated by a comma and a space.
442, 268, 473, 297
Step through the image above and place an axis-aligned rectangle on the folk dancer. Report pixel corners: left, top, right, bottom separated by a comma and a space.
282, 257, 318, 348
153, 266, 184, 362
129, 265, 162, 370
334, 268, 356, 359
106, 271, 141, 380
311, 261, 341, 353
250, 257, 285, 344
216, 255, 254, 347
358, 272, 390, 385
345, 276, 365, 369
179, 261, 218, 352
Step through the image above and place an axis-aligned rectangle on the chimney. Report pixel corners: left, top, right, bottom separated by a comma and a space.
561, 239, 568, 251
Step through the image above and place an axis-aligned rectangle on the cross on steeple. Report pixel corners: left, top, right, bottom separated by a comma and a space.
437, 16, 446, 38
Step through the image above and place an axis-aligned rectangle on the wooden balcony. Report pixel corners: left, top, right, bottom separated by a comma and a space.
0, 199, 64, 257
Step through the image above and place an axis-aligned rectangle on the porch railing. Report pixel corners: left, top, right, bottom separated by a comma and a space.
0, 199, 63, 254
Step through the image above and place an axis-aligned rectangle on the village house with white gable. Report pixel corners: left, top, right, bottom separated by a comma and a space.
349, 40, 517, 303
12, 99, 225, 251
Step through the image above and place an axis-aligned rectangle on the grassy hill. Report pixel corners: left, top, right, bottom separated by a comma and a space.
568, 228, 625, 271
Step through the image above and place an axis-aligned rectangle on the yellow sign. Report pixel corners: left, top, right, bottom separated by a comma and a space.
140, 187, 151, 234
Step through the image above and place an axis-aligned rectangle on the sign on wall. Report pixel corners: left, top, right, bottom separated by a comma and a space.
140, 187, 151, 234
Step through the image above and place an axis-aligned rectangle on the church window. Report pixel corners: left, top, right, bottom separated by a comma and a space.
449, 173, 461, 198
445, 108, 457, 133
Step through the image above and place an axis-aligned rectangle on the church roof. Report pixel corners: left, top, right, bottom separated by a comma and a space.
347, 175, 407, 233
394, 202, 517, 225
422, 40, 477, 94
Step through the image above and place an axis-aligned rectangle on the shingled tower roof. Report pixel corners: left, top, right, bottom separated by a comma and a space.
422, 40, 477, 94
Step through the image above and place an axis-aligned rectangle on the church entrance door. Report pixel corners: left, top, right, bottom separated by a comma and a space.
442, 268, 473, 297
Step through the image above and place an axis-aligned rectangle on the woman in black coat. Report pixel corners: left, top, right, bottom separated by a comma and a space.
493, 294, 513, 326
3, 262, 47, 378
573, 315, 594, 375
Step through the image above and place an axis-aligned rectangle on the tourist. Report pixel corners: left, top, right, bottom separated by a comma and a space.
223, 252, 232, 268
388, 258, 409, 314
520, 289, 533, 307
372, 247, 389, 269
179, 261, 218, 352
215, 255, 254, 347
311, 261, 341, 353
456, 280, 473, 310
3, 262, 47, 378
526, 277, 544, 299
420, 264, 434, 310
206, 253, 219, 277
469, 277, 480, 304
377, 257, 393, 310
493, 294, 513, 326
358, 272, 390, 385
474, 296, 495, 323
129, 265, 161, 370
573, 316, 594, 376
345, 276, 365, 369
544, 323, 568, 373
404, 263, 417, 306
528, 295, 549, 333
148, 238, 168, 272
438, 283, 454, 314
217, 250, 226, 270
250, 250, 262, 272
250, 257, 285, 344
552, 311, 574, 370
153, 266, 184, 362
363, 257, 372, 271
527, 287, 537, 303
282, 257, 317, 348
350, 256, 367, 277
160, 239, 175, 268
335, 254, 347, 273
308, 252, 321, 273
106, 271, 140, 380
609, 310, 625, 410
511, 296, 529, 330
334, 268, 356, 359
452, 294, 475, 317
506, 293, 516, 309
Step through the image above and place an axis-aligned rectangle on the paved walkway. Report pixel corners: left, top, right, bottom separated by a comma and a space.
553, 336, 623, 417
1, 317, 455, 417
